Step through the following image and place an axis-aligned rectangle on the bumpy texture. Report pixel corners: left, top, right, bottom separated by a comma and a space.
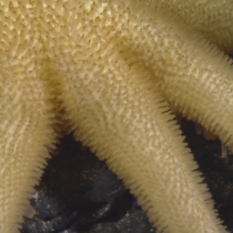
158, 0, 233, 53
0, 2, 56, 232
0, 1, 233, 233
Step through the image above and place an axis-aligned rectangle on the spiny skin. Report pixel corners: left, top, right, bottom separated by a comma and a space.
0, 1, 232, 233
0, 3, 56, 232
125, 3, 233, 152
158, 0, 233, 53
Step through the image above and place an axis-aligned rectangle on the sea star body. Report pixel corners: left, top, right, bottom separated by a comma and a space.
0, 1, 233, 233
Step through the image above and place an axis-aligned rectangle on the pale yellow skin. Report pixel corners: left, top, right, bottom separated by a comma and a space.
0, 1, 232, 233
158, 0, 233, 53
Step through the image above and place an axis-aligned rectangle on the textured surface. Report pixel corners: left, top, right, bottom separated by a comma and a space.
20, 136, 157, 233
0, 1, 233, 233
19, 124, 233, 233
159, 0, 233, 53
0, 2, 56, 231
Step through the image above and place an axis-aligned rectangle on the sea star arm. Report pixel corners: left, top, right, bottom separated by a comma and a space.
57, 33, 226, 233
43, 1, 228, 232
157, 0, 233, 53
120, 1, 233, 152
0, 2, 56, 232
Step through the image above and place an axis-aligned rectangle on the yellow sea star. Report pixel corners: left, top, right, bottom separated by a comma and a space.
0, 1, 233, 233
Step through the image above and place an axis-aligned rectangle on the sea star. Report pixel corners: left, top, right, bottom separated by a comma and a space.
1, 1, 233, 233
